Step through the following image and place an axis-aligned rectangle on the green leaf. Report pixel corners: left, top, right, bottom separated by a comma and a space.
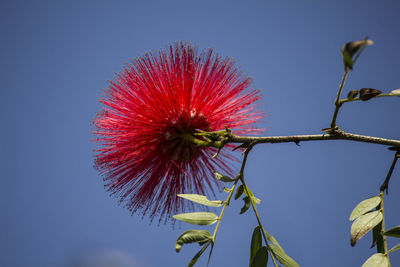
188, 240, 211, 267
342, 39, 374, 70
389, 243, 400, 253
262, 230, 299, 266
207, 242, 214, 265
344, 39, 374, 57
214, 172, 235, 183
250, 246, 268, 267
361, 253, 389, 267
243, 185, 261, 205
235, 184, 244, 200
371, 222, 384, 253
390, 89, 400, 95
263, 231, 284, 251
250, 226, 262, 267
269, 244, 299, 267
177, 194, 223, 207
175, 230, 212, 252
252, 196, 261, 205
341, 49, 354, 70
240, 196, 251, 214
223, 187, 232, 193
383, 225, 400, 238
351, 211, 383, 246
349, 195, 381, 221
173, 212, 219, 225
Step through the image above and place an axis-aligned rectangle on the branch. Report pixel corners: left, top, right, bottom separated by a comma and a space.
227, 130, 400, 148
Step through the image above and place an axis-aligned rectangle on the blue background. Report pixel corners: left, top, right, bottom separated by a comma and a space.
1, 1, 400, 266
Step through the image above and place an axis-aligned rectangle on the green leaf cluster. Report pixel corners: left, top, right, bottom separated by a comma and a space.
250, 226, 267, 267
349, 195, 382, 246
173, 172, 236, 266
348, 195, 400, 266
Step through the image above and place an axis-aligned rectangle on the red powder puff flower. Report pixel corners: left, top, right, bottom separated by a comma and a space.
94, 42, 262, 223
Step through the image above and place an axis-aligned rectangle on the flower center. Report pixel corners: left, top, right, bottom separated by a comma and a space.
161, 112, 210, 162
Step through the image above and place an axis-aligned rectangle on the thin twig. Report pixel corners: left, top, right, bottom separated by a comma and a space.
330, 69, 349, 128
340, 92, 398, 105
380, 151, 400, 194
212, 182, 238, 241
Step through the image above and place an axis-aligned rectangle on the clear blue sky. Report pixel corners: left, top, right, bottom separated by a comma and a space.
1, 1, 400, 266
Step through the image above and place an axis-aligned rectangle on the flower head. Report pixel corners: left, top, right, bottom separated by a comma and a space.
94, 42, 262, 222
